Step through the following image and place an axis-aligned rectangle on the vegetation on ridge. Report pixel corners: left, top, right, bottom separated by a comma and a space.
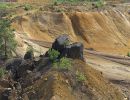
48, 48, 60, 62
53, 57, 72, 70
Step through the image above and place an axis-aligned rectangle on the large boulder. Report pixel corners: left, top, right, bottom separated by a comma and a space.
64, 42, 84, 60
24, 51, 34, 60
46, 34, 84, 60
52, 34, 69, 54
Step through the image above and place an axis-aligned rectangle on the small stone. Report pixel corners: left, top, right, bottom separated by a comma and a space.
22, 93, 29, 100
124, 98, 128, 100
81, 86, 87, 93
44, 77, 48, 81
50, 95, 60, 100
26, 70, 32, 74
65, 80, 69, 84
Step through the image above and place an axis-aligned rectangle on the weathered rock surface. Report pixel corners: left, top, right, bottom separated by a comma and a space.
65, 42, 84, 60
47, 35, 84, 60
6, 58, 35, 80
52, 34, 69, 54
24, 51, 34, 60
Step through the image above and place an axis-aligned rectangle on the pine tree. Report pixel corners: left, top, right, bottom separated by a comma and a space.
0, 18, 17, 59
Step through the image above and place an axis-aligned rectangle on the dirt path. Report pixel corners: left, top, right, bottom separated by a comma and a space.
85, 52, 130, 98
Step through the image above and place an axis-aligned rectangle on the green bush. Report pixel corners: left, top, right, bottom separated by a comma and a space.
59, 57, 71, 70
76, 71, 86, 82
52, 57, 71, 70
127, 52, 130, 57
48, 48, 60, 62
95, 0, 104, 8
0, 68, 6, 78
24, 4, 32, 11
0, 3, 13, 9
0, 3, 18, 10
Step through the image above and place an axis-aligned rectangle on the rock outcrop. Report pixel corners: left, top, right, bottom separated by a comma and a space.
47, 35, 84, 60
24, 51, 34, 60
65, 42, 83, 60
6, 58, 35, 80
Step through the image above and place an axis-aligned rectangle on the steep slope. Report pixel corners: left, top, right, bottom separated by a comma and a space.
12, 7, 130, 55
22, 60, 124, 100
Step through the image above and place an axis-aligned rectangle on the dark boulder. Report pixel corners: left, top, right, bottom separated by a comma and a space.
1, 89, 12, 100
24, 51, 34, 60
6, 58, 35, 80
17, 60, 35, 78
52, 34, 69, 54
6, 58, 23, 70
46, 34, 84, 60
1, 88, 20, 100
64, 42, 84, 60
6, 58, 23, 80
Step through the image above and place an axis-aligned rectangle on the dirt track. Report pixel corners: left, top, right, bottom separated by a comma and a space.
85, 51, 130, 98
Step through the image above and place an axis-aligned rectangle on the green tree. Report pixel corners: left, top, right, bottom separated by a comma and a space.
0, 18, 17, 59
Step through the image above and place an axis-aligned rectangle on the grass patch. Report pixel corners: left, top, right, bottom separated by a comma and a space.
59, 57, 72, 70
127, 52, 130, 57
76, 70, 86, 82
48, 48, 60, 62
0, 68, 6, 78
95, 0, 104, 8
53, 57, 72, 70
23, 4, 32, 11
0, 2, 18, 10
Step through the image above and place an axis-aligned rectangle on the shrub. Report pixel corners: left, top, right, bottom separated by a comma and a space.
95, 0, 104, 8
0, 3, 18, 10
0, 68, 6, 78
52, 57, 71, 70
127, 52, 130, 57
59, 57, 71, 70
0, 3, 8, 9
63, 39, 69, 46
52, 61, 59, 68
48, 48, 60, 62
76, 71, 86, 82
24, 4, 32, 11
